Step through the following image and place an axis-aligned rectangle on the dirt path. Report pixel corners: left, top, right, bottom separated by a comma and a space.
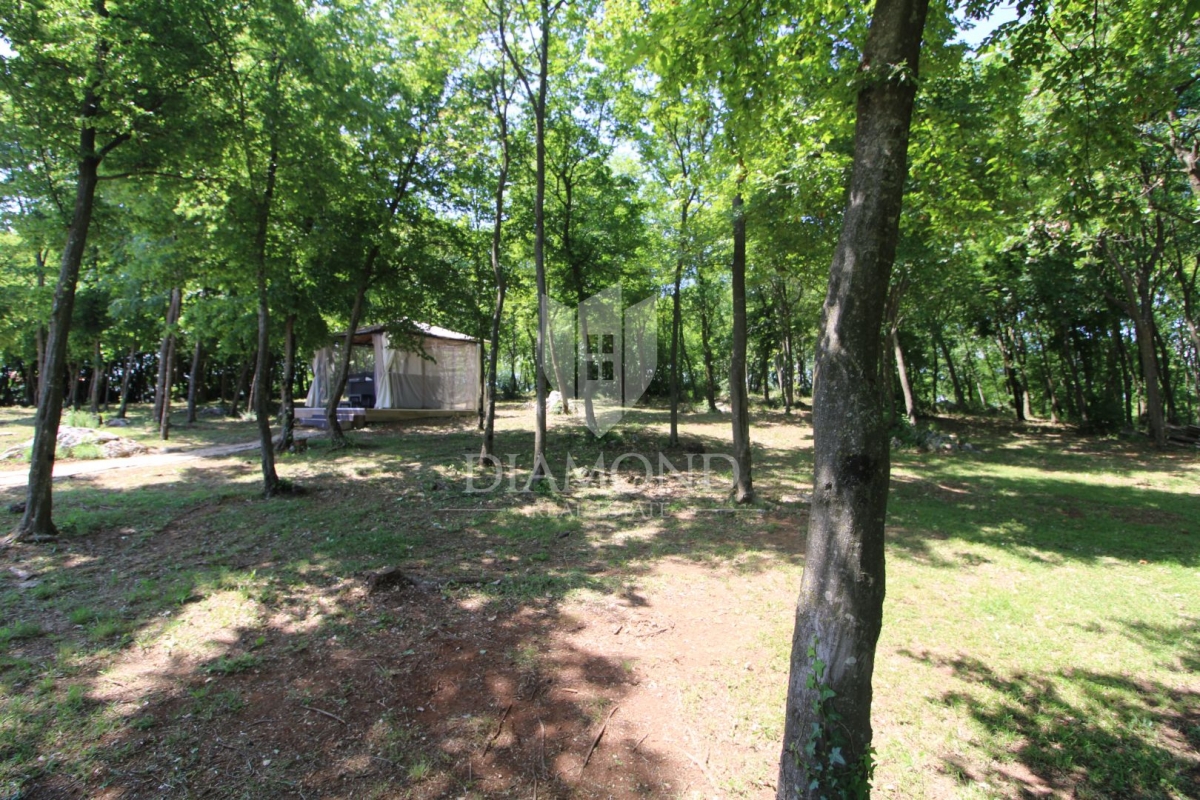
0, 440, 262, 489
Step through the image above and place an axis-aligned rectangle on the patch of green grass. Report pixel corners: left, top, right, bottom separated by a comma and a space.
186, 686, 245, 721
68, 606, 100, 625
60, 442, 104, 460
87, 618, 128, 641
31, 576, 73, 601
0, 621, 43, 645
202, 653, 262, 675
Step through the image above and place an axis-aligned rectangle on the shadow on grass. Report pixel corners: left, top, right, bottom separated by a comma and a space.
0, 414, 806, 796
2, 406, 1197, 796
901, 649, 1200, 798
887, 468, 1200, 567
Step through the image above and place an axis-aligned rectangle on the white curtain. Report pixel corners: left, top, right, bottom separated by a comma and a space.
374, 333, 405, 408
305, 347, 334, 408
370, 335, 479, 410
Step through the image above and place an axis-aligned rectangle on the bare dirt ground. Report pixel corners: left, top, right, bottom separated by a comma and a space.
7, 467, 799, 799
2, 405, 1197, 799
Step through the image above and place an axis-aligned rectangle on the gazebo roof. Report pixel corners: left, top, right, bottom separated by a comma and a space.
346, 322, 479, 345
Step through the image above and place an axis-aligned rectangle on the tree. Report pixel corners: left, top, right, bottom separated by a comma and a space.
778, 0, 930, 794
498, 0, 569, 479
479, 0, 518, 460
2, 0, 224, 541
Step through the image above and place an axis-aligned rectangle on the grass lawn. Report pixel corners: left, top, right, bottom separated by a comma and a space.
0, 402, 1196, 798
0, 405, 264, 471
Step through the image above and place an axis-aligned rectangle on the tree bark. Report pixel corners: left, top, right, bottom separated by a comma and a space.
33, 250, 47, 405
729, 191, 753, 504
275, 313, 296, 453
1102, 210, 1169, 445
117, 345, 135, 419
997, 329, 1025, 422
1014, 327, 1035, 421
158, 287, 182, 440
324, 148, 420, 446
69, 363, 82, 411
936, 332, 966, 409
776, 276, 796, 413
88, 338, 103, 415
892, 325, 917, 426
669, 202, 689, 445
1032, 323, 1061, 423
186, 338, 202, 424
1154, 323, 1177, 425
499, 0, 556, 477
530, 0, 553, 476
16, 91, 109, 542
778, 0, 928, 792
481, 63, 512, 460
697, 270, 719, 413
231, 356, 253, 418
252, 138, 280, 495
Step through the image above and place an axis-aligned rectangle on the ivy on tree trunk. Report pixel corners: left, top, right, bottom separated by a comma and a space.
778, 0, 929, 793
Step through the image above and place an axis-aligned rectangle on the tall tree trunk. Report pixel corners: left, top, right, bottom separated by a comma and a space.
324, 148, 420, 446
275, 314, 296, 453
231, 357, 253, 418
561, 177, 582, 422
930, 334, 938, 410
729, 191, 753, 504
997, 329, 1025, 422
187, 338, 203, 424
527, 0, 553, 477
498, 0, 557, 476
152, 337, 169, 424
482, 72, 512, 460
966, 353, 987, 408
761, 345, 772, 404
776, 353, 789, 413
698, 276, 719, 413
325, 278, 368, 446
88, 338, 103, 415
1105, 223, 1167, 446
936, 332, 966, 409
1014, 327, 1035, 421
1062, 330, 1088, 423
778, 280, 796, 412
892, 324, 917, 426
669, 201, 689, 446
1154, 323, 1177, 425
158, 287, 182, 440
1113, 323, 1134, 425
1132, 315, 1165, 444
252, 136, 280, 495
16, 92, 110, 542
778, 0, 929, 793
117, 346, 136, 419
1033, 324, 1061, 423
152, 288, 182, 425
33, 250, 47, 405
69, 363, 82, 411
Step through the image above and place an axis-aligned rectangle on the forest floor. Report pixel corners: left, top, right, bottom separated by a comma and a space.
0, 402, 1198, 799
0, 406, 265, 475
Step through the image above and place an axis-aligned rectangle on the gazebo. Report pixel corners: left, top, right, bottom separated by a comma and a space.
297, 322, 481, 428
